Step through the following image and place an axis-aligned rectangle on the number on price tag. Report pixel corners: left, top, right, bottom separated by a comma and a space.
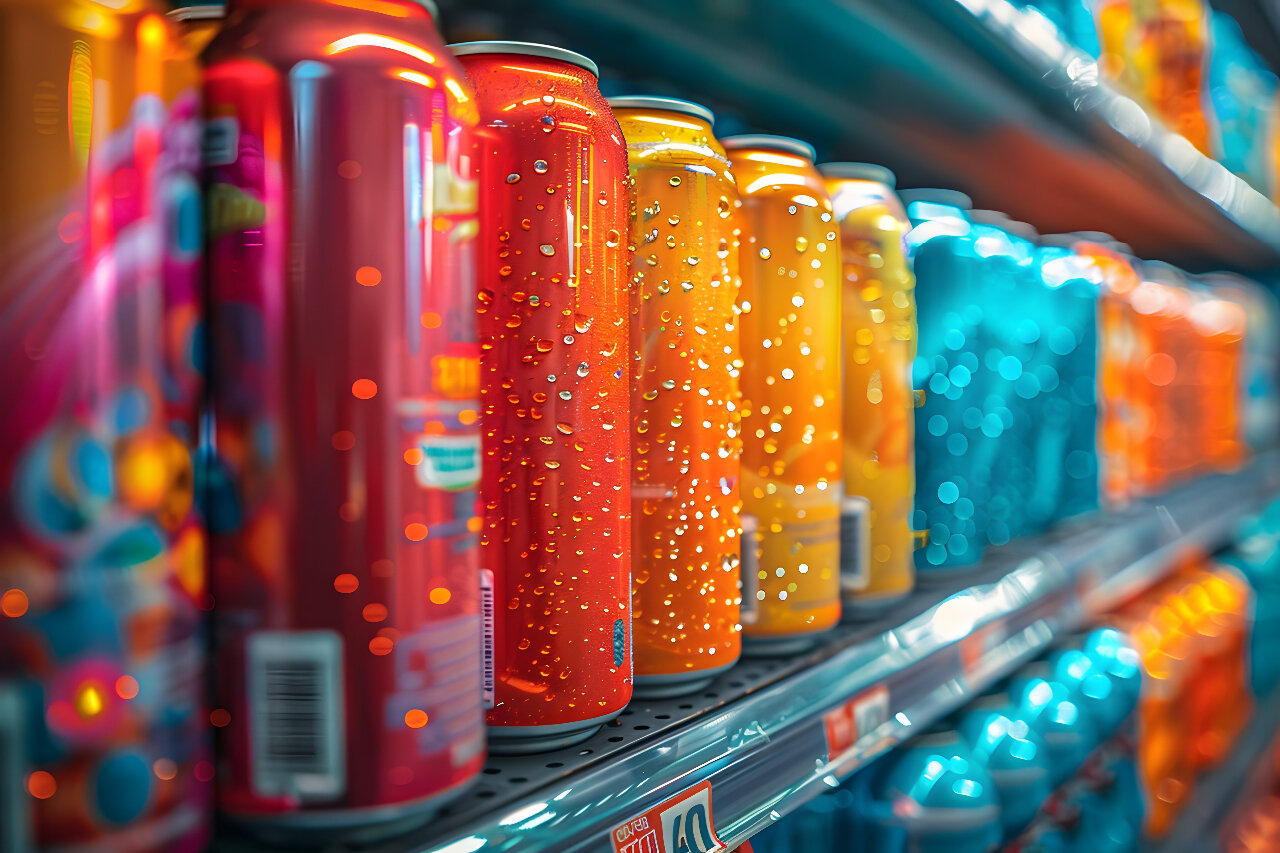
611, 780, 725, 853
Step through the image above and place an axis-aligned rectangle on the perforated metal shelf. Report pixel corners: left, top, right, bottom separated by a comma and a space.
214, 457, 1280, 853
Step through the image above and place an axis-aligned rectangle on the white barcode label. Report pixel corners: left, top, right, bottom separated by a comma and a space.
480, 569, 495, 708
0, 683, 28, 853
247, 631, 345, 802
840, 496, 871, 592
738, 514, 760, 623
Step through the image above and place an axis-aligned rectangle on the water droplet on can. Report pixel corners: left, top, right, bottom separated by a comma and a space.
506, 173, 521, 184
539, 244, 556, 256
534, 159, 549, 173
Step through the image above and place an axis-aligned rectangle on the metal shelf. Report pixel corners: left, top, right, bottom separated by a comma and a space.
214, 457, 1280, 853
439, 0, 1280, 271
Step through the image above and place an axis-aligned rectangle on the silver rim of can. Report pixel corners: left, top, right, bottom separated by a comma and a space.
409, 0, 439, 17
607, 96, 715, 126
449, 41, 599, 78
720, 134, 816, 161
818, 161, 896, 188
166, 4, 226, 21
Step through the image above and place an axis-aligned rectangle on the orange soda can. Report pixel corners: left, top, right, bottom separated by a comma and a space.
609, 97, 744, 696
1118, 604, 1195, 838
820, 163, 916, 617
1186, 287, 1247, 474
1124, 262, 1199, 493
724, 135, 842, 653
1076, 238, 1141, 505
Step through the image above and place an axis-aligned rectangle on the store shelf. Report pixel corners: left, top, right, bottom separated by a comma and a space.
214, 457, 1280, 853
440, 0, 1280, 271
1143, 684, 1280, 853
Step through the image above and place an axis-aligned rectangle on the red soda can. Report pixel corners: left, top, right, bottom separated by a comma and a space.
0, 4, 209, 850
453, 42, 633, 752
204, 0, 485, 837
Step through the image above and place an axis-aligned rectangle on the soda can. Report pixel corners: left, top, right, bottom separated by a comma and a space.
854, 728, 1003, 853
958, 694, 1053, 838
609, 96, 743, 697
453, 42, 633, 752
724, 135, 842, 654
819, 163, 916, 618
205, 0, 485, 836
0, 3, 209, 849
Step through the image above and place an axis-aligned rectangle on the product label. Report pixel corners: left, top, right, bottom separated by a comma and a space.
840, 496, 872, 593
823, 685, 890, 761
610, 780, 726, 853
201, 116, 240, 166
480, 569, 495, 708
247, 631, 345, 802
414, 432, 482, 491
738, 514, 760, 623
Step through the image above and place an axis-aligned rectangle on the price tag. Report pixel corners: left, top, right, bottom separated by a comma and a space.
823, 685, 890, 760
610, 780, 725, 853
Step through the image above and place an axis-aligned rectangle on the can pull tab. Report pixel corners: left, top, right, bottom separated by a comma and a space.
912, 389, 926, 408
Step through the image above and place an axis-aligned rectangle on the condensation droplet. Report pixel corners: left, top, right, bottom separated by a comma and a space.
759, 248, 772, 259
506, 173, 521, 184
521, 218, 532, 230
669, 175, 682, 187
795, 237, 808, 253
576, 362, 590, 377
541, 94, 555, 106
499, 265, 513, 278
540, 115, 556, 132
563, 335, 575, 344
667, 214, 681, 226
559, 390, 572, 400
605, 229, 620, 248
539, 244, 556, 256
533, 159, 549, 173
556, 423, 574, 435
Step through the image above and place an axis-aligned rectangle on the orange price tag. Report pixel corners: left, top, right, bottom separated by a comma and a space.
610, 780, 726, 853
823, 685, 890, 760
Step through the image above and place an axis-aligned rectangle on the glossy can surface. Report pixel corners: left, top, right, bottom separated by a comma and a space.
612, 100, 743, 693
457, 44, 633, 746
0, 3, 209, 849
726, 137, 842, 650
822, 168, 916, 615
204, 0, 485, 829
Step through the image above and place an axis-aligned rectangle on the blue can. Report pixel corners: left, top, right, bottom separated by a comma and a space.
958, 693, 1054, 838
852, 727, 1003, 853
1010, 664, 1099, 786
902, 190, 991, 576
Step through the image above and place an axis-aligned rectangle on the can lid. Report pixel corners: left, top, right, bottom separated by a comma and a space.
449, 41, 598, 78
410, 0, 439, 17
606, 96, 714, 126
817, 162, 896, 188
720, 134, 816, 161
167, 3, 225, 20
897, 188, 973, 210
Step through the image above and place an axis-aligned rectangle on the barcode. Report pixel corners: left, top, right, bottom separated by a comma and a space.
739, 514, 760, 623
0, 683, 28, 853
480, 569, 495, 708
248, 631, 345, 802
841, 496, 872, 593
